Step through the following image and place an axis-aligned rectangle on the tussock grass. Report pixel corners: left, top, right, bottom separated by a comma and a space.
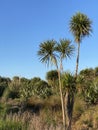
73, 105, 98, 130
0, 95, 98, 130
0, 112, 64, 130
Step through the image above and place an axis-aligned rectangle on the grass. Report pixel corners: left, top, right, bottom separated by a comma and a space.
0, 112, 64, 130
0, 95, 98, 130
0, 120, 26, 130
73, 95, 87, 121
74, 105, 98, 130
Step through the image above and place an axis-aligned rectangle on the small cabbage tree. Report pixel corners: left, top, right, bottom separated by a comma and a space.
62, 72, 76, 130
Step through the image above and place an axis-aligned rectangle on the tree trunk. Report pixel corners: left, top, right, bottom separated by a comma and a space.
65, 91, 74, 130
58, 70, 66, 130
75, 42, 80, 78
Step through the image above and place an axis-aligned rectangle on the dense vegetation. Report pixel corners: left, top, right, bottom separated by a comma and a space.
0, 12, 97, 130
0, 67, 98, 130
37, 12, 92, 130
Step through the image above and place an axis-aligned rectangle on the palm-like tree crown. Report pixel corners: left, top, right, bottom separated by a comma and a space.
38, 39, 75, 69
55, 39, 74, 59
37, 40, 57, 66
62, 72, 76, 93
70, 12, 92, 43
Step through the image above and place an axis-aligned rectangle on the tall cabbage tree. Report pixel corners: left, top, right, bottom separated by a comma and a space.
70, 12, 92, 77
69, 12, 92, 130
38, 39, 74, 130
56, 39, 74, 129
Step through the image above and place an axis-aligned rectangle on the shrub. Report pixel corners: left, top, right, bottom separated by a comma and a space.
84, 80, 98, 104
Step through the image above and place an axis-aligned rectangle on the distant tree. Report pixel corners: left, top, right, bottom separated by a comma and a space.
30, 77, 41, 85
46, 70, 59, 94
8, 76, 21, 99
20, 77, 30, 83
79, 68, 94, 81
29, 77, 41, 96
46, 70, 58, 82
0, 76, 11, 97
94, 67, 98, 76
78, 68, 95, 95
13, 76, 20, 81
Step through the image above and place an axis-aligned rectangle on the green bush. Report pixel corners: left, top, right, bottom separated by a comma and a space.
0, 77, 10, 97
84, 80, 98, 104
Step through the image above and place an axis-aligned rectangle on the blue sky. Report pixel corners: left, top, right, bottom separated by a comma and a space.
0, 0, 98, 79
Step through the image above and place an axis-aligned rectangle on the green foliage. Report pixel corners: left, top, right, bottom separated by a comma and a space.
77, 68, 98, 104
8, 77, 21, 99
37, 39, 75, 129
95, 67, 98, 76
37, 39, 75, 69
0, 103, 12, 119
70, 12, 92, 43
30, 77, 41, 85
46, 70, 58, 81
62, 72, 76, 94
19, 82, 33, 101
1, 87, 10, 101
0, 77, 10, 97
0, 120, 27, 130
19, 77, 52, 100
46, 70, 59, 94
55, 39, 74, 60
84, 80, 98, 104
37, 40, 57, 66
79, 68, 95, 81
0, 103, 6, 117
33, 80, 52, 99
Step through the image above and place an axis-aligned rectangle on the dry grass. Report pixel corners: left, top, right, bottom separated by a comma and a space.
73, 105, 98, 130
1, 95, 98, 130
3, 111, 64, 130
4, 104, 98, 130
73, 95, 87, 121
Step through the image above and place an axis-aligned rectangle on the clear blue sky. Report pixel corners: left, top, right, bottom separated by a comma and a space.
0, 0, 98, 79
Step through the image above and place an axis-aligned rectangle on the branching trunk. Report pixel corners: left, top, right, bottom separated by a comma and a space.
65, 91, 74, 130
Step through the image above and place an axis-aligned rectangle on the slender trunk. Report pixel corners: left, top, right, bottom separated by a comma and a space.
65, 91, 74, 130
56, 58, 66, 129
75, 42, 80, 78
58, 69, 66, 130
